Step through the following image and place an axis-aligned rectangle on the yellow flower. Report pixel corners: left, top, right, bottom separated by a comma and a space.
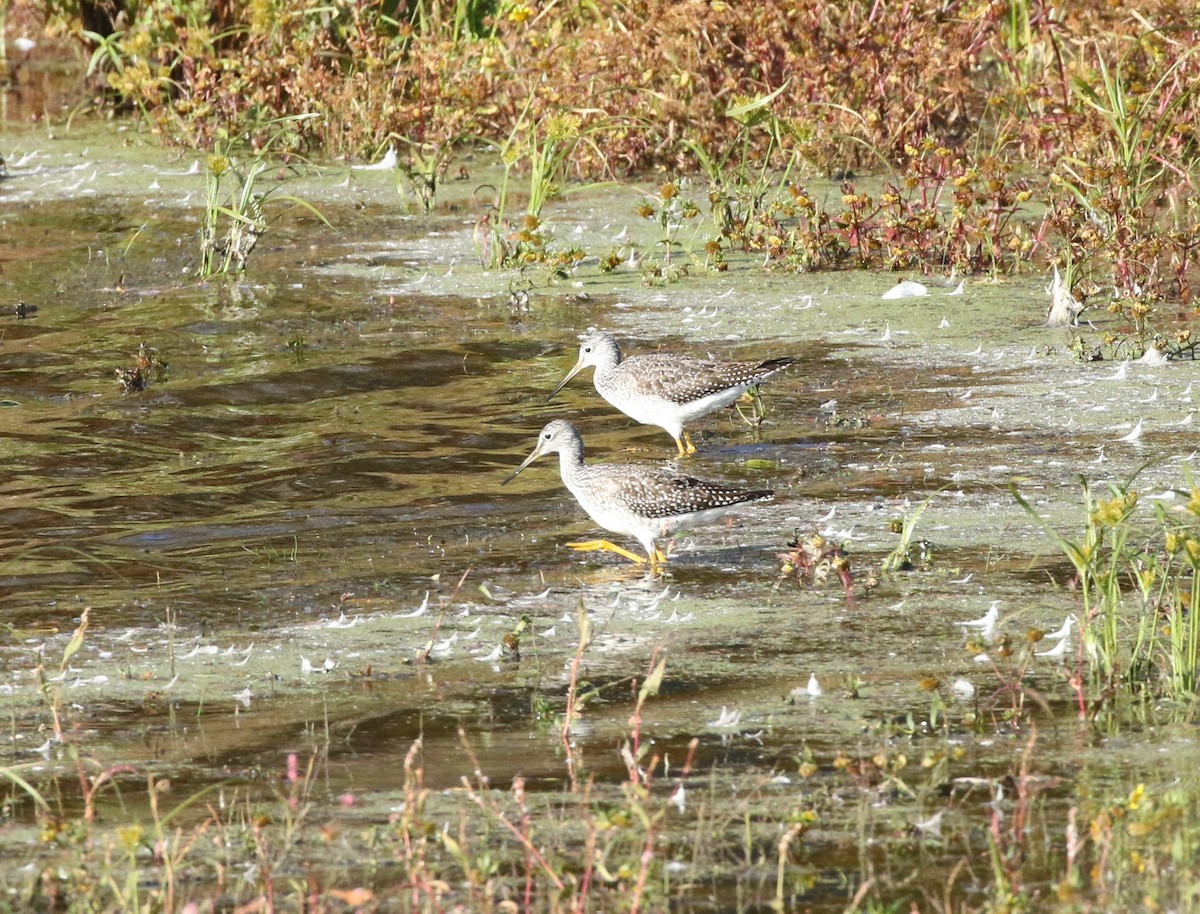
1187, 538, 1200, 564
544, 113, 580, 144
118, 825, 145, 853
126, 29, 152, 59
1090, 492, 1137, 527
507, 3, 533, 23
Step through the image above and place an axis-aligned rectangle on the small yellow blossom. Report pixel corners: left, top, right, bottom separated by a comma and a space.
507, 3, 533, 23
1090, 492, 1137, 527
544, 113, 581, 143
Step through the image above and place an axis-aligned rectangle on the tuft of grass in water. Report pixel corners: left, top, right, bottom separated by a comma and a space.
881, 495, 935, 573
199, 115, 330, 277
480, 101, 617, 274
1013, 474, 1200, 700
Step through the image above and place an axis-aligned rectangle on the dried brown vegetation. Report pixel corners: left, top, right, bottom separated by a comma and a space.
32, 0, 1200, 302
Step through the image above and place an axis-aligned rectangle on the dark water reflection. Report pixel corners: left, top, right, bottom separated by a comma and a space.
1, 225, 851, 630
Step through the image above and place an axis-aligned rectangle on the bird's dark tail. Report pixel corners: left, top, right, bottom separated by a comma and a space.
757, 357, 795, 374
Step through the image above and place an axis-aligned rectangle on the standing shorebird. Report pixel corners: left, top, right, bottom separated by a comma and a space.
547, 329, 794, 456
503, 420, 773, 571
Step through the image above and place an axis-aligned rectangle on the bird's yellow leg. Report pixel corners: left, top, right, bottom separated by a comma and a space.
645, 543, 670, 574
680, 430, 697, 455
567, 539, 647, 564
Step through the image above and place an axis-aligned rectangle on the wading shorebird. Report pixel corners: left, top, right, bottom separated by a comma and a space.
547, 329, 794, 457
503, 420, 773, 572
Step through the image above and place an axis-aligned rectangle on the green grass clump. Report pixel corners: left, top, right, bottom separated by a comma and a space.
1015, 474, 1200, 699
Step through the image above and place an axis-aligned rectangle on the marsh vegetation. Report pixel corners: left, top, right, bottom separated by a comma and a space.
4, 2, 1200, 912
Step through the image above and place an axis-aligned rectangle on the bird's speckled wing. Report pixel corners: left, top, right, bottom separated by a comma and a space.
615, 354, 793, 405
582, 465, 772, 519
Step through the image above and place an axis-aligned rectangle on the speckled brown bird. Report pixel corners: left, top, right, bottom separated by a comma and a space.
502, 420, 773, 571
547, 329, 794, 456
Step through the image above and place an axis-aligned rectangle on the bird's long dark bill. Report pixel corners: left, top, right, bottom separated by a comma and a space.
546, 358, 586, 402
501, 444, 546, 485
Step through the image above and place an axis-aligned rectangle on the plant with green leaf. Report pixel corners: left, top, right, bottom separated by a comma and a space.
484, 103, 613, 271
1012, 478, 1137, 682
1055, 42, 1200, 301
682, 80, 802, 242
199, 115, 330, 277
1151, 494, 1200, 693
634, 179, 702, 284
1013, 473, 1200, 697
390, 137, 456, 214
881, 495, 935, 573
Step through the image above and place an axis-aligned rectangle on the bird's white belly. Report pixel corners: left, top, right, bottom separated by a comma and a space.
599, 386, 748, 436
673, 386, 752, 422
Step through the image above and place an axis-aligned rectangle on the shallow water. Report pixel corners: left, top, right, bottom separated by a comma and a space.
2, 119, 1199, 911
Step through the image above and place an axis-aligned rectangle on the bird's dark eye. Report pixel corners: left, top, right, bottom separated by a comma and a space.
583, 346, 592, 353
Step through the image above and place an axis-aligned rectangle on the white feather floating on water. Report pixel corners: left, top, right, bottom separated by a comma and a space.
353, 147, 398, 171
882, 280, 928, 300
301, 656, 337, 674
1044, 614, 1076, 643
1135, 345, 1169, 367
1046, 265, 1083, 326
1035, 638, 1069, 658
913, 810, 945, 837
951, 678, 975, 700
1117, 419, 1144, 442
707, 706, 742, 729
959, 603, 999, 641
1104, 360, 1129, 381
398, 592, 430, 618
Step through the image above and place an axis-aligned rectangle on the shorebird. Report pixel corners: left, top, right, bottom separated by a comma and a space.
503, 420, 773, 571
547, 329, 794, 456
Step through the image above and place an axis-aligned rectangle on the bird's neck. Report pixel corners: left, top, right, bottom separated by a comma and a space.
557, 440, 586, 479
593, 350, 621, 381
